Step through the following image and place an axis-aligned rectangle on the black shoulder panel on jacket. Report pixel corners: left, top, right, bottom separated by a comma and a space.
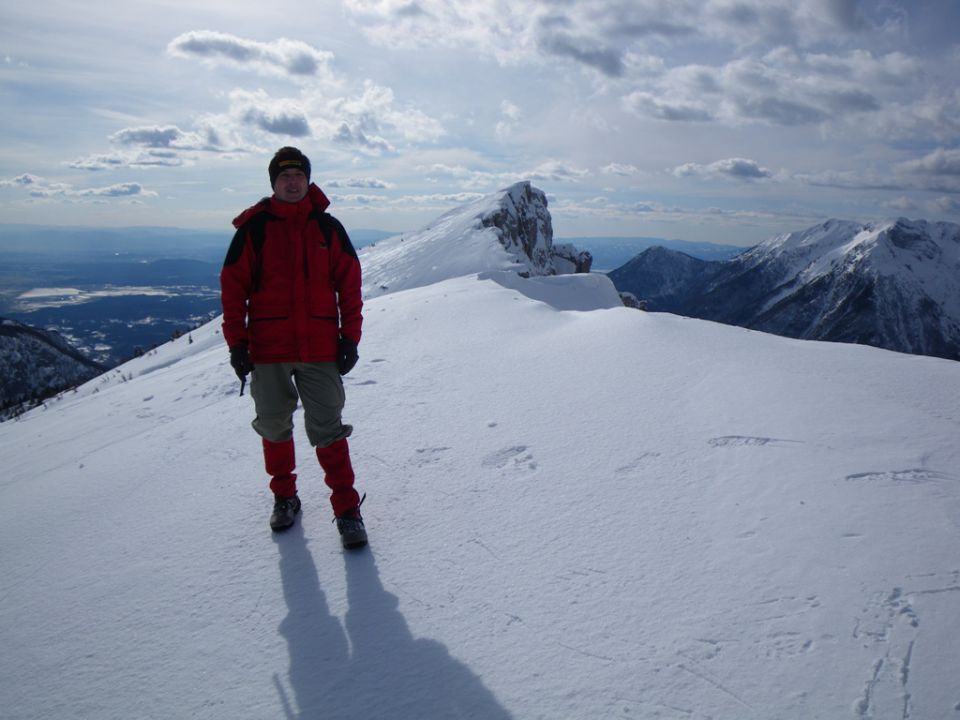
223, 225, 248, 268
223, 201, 274, 267
312, 212, 359, 261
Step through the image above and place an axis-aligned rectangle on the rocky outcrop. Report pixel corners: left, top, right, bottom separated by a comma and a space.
480, 181, 591, 276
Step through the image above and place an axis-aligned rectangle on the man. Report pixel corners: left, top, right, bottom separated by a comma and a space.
220, 147, 367, 547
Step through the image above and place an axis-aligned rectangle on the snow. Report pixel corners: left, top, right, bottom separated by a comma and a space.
359, 193, 523, 301
2, 208, 960, 719
746, 218, 960, 336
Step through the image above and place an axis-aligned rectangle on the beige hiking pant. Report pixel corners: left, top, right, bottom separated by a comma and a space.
249, 362, 353, 448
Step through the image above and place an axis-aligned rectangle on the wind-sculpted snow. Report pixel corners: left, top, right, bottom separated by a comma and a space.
2, 237, 959, 717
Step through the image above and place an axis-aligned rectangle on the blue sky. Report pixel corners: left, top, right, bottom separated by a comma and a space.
1, 0, 958, 245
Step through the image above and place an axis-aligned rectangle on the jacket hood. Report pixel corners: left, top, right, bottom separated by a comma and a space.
232, 183, 331, 229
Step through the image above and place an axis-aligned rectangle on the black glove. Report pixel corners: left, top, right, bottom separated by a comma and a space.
229, 342, 254, 381
337, 337, 359, 376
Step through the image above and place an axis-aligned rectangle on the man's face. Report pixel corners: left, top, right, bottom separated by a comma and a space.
273, 168, 308, 203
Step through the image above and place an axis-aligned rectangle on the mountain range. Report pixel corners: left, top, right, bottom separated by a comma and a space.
609, 218, 960, 361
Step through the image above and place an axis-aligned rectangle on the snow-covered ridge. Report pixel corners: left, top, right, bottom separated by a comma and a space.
359, 181, 591, 300
743, 218, 960, 302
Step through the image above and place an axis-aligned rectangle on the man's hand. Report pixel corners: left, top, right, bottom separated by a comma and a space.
229, 342, 254, 381
337, 337, 359, 376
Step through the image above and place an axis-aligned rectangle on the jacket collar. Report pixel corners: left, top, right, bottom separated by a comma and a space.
232, 183, 331, 228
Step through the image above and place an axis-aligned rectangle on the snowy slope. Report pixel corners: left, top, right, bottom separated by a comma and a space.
2, 224, 960, 718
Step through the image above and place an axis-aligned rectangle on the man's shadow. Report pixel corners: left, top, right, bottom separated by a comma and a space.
275, 525, 513, 719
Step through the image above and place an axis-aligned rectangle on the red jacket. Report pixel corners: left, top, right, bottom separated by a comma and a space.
220, 184, 363, 364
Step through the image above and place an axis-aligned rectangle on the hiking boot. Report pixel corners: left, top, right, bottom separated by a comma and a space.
270, 494, 301, 532
336, 508, 367, 549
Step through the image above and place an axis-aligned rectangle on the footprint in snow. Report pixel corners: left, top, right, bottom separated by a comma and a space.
708, 436, 800, 448
481, 445, 538, 476
414, 447, 451, 467
845, 468, 949, 484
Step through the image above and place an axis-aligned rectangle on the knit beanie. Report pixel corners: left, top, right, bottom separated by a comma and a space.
268, 147, 311, 186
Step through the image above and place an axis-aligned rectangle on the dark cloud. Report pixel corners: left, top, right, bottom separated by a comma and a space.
735, 95, 828, 125
110, 126, 184, 148
168, 31, 332, 78
242, 108, 311, 137
674, 158, 773, 180
536, 30, 625, 77
714, 158, 773, 179
624, 92, 713, 122
820, 88, 880, 113
172, 32, 258, 64
395, 1, 429, 19
823, 0, 865, 32
334, 123, 395, 153
73, 183, 151, 198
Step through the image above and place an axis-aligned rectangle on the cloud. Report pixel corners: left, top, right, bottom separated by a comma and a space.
928, 196, 960, 214
342, 0, 905, 79
328, 193, 383, 205
898, 148, 960, 176
67, 154, 127, 171
241, 107, 311, 137
0, 174, 42, 187
168, 31, 334, 80
623, 92, 713, 122
70, 183, 157, 198
601, 163, 641, 176
733, 95, 828, 126
535, 21, 625, 77
110, 126, 183, 148
324, 80, 444, 146
68, 150, 185, 171
408, 191, 487, 205
496, 100, 522, 138
620, 46, 929, 134
795, 169, 907, 191
326, 177, 393, 189
2, 174, 157, 200
673, 157, 774, 180
109, 124, 224, 152
883, 196, 919, 212
525, 161, 590, 183
333, 123, 395, 153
